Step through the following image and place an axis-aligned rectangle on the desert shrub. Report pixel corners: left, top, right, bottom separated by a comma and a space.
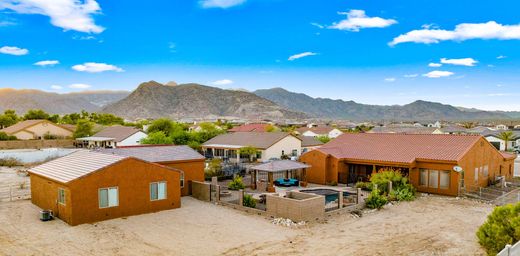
365, 188, 388, 209
0, 132, 17, 141
43, 132, 58, 140
228, 176, 245, 190
369, 168, 408, 194
204, 158, 223, 180
326, 180, 338, 186
243, 194, 256, 208
476, 202, 520, 255
355, 181, 373, 191
389, 183, 416, 201
0, 157, 22, 167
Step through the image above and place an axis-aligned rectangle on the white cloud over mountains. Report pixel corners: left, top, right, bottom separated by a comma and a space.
390, 21, 520, 46
72, 62, 124, 73
200, 0, 245, 9
211, 79, 233, 85
329, 10, 397, 32
288, 52, 317, 61
0, 0, 104, 33
0, 46, 28, 55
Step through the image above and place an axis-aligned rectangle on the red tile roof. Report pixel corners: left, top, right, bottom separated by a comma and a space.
228, 123, 270, 132
315, 133, 482, 164
500, 151, 517, 160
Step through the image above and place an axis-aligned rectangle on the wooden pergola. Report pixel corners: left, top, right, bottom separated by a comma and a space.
250, 160, 311, 192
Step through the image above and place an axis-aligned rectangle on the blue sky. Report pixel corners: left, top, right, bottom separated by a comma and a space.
1, 0, 520, 111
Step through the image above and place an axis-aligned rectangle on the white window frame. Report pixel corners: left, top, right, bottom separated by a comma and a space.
99, 187, 119, 209
483, 165, 489, 177
150, 181, 167, 201
474, 167, 479, 183
180, 173, 185, 188
58, 188, 66, 205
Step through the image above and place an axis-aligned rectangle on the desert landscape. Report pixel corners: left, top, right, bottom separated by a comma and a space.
0, 195, 491, 256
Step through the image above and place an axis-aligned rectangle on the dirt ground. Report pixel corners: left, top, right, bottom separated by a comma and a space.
0, 195, 491, 256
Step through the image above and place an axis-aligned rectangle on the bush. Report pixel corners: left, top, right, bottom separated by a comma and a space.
326, 180, 338, 186
228, 176, 245, 190
389, 183, 415, 201
204, 158, 223, 180
0, 132, 17, 141
243, 194, 256, 208
43, 132, 58, 140
369, 168, 408, 194
355, 181, 373, 191
0, 157, 22, 167
365, 188, 388, 209
476, 202, 520, 255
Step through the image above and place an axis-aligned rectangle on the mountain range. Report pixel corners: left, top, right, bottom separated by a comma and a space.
1, 83, 518, 121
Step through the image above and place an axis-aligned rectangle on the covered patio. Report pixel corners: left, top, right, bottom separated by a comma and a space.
250, 160, 310, 192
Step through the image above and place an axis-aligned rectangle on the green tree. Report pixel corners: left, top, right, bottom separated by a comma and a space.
23, 109, 50, 120
0, 109, 18, 128
146, 118, 184, 137
497, 131, 516, 151
477, 202, 520, 255
238, 146, 258, 162
0, 132, 17, 141
316, 135, 331, 144
48, 114, 60, 123
140, 131, 173, 144
73, 119, 94, 138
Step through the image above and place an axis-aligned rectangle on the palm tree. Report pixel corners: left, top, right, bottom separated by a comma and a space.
497, 131, 515, 151
461, 122, 476, 129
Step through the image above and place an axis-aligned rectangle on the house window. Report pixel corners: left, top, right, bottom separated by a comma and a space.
439, 171, 450, 189
180, 173, 185, 188
58, 188, 66, 205
474, 167, 479, 183
483, 165, 489, 177
99, 187, 118, 208
256, 151, 262, 159
291, 149, 298, 157
428, 170, 439, 188
419, 169, 428, 186
150, 182, 167, 201
281, 150, 285, 156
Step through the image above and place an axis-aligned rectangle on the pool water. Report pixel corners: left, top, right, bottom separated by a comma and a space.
300, 189, 356, 203
0, 148, 79, 163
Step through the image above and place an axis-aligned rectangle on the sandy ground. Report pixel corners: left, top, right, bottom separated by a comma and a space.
0, 166, 29, 187
0, 195, 491, 256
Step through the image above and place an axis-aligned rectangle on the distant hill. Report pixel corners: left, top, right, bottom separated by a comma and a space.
254, 88, 510, 120
0, 88, 129, 114
102, 81, 307, 120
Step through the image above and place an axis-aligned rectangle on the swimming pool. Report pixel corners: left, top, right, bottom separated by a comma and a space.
299, 189, 356, 203
0, 148, 79, 163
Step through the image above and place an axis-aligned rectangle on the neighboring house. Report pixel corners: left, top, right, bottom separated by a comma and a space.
484, 131, 520, 151
300, 133, 516, 196
369, 126, 440, 134
202, 132, 302, 162
299, 136, 324, 153
0, 119, 74, 140
427, 121, 442, 128
496, 124, 508, 130
100, 145, 205, 196
76, 125, 147, 148
438, 126, 468, 134
228, 123, 271, 132
29, 150, 182, 226
296, 126, 343, 138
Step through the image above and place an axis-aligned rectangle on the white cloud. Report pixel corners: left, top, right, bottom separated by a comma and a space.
72, 62, 124, 73
0, 46, 28, 55
50, 85, 63, 90
403, 74, 418, 78
288, 52, 317, 61
390, 21, 520, 46
497, 55, 507, 59
200, 0, 245, 8
211, 79, 233, 86
34, 60, 59, 66
0, 0, 104, 33
440, 57, 477, 66
329, 10, 397, 32
428, 63, 442, 67
496, 84, 504, 87
0, 20, 16, 26
311, 22, 324, 29
384, 77, 396, 82
69, 83, 91, 89
423, 70, 454, 78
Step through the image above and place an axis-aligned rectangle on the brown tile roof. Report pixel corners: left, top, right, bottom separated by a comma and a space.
296, 126, 335, 135
500, 151, 517, 160
229, 123, 270, 132
298, 136, 324, 147
93, 125, 144, 142
28, 150, 127, 183
99, 145, 204, 163
202, 132, 297, 149
315, 133, 482, 164
0, 119, 74, 134
251, 160, 310, 172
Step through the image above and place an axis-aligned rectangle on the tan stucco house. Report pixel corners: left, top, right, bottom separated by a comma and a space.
0, 120, 74, 140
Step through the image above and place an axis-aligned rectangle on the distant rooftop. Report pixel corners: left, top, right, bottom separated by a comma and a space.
99, 145, 204, 163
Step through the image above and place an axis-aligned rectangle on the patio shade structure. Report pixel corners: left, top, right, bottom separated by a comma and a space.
250, 160, 311, 192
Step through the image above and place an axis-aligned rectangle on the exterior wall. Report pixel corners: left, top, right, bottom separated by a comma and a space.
299, 150, 329, 184
25, 122, 73, 139
13, 130, 34, 140
266, 191, 325, 222
410, 161, 461, 196
160, 159, 205, 196
50, 158, 181, 226
118, 131, 147, 147
263, 136, 302, 161
191, 181, 211, 201
0, 139, 74, 150
30, 174, 73, 223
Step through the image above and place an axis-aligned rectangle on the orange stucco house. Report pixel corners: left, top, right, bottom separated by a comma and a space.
300, 133, 516, 196
29, 150, 182, 226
